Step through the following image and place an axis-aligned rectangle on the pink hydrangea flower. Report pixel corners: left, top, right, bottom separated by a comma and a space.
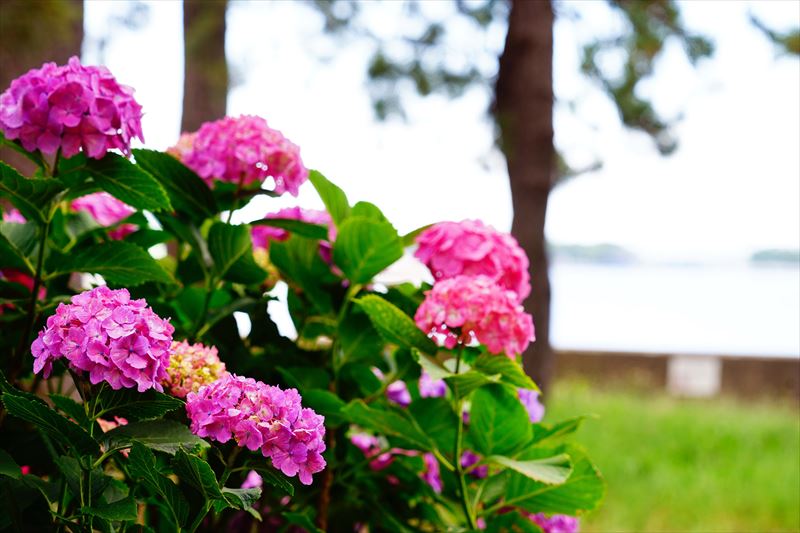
460, 450, 488, 479
251, 207, 332, 249
420, 452, 442, 493
186, 374, 326, 485
414, 220, 531, 301
371, 367, 412, 407
162, 340, 227, 399
418, 370, 447, 398
524, 513, 580, 533
241, 470, 263, 489
350, 433, 396, 471
171, 115, 308, 195
71, 192, 136, 240
30, 287, 174, 391
2, 208, 25, 224
518, 388, 545, 423
414, 275, 535, 357
0, 56, 143, 158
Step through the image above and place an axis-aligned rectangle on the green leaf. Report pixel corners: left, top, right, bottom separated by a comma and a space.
301, 389, 345, 427
342, 400, 434, 451
506, 448, 605, 515
474, 354, 539, 392
45, 241, 174, 286
308, 170, 349, 224
245, 463, 295, 496
221, 487, 262, 510
0, 449, 20, 479
55, 455, 111, 501
49, 394, 90, 428
283, 511, 324, 533
412, 349, 451, 381
269, 236, 334, 314
470, 384, 532, 456
249, 217, 329, 240
0, 221, 36, 273
408, 398, 457, 453
0, 161, 62, 223
58, 152, 171, 212
132, 149, 216, 220
445, 370, 500, 397
332, 217, 403, 283
2, 393, 99, 455
225, 250, 268, 285
489, 453, 572, 485
532, 417, 588, 445
355, 295, 437, 354
351, 201, 387, 221
173, 449, 224, 501
83, 496, 138, 521
207, 221, 251, 279
338, 310, 384, 366
95, 387, 184, 422
485, 510, 544, 533
127, 442, 189, 526
104, 419, 208, 455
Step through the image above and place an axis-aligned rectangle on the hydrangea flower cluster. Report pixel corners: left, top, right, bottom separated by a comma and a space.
30, 287, 174, 391
350, 432, 442, 492
250, 206, 332, 250
162, 340, 227, 399
414, 275, 535, 357
0, 56, 143, 158
523, 512, 580, 533
171, 115, 308, 195
414, 220, 530, 301
460, 450, 488, 478
518, 388, 545, 423
185, 373, 326, 485
71, 192, 136, 240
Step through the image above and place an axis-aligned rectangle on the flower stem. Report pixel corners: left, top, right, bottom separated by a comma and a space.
453, 348, 477, 529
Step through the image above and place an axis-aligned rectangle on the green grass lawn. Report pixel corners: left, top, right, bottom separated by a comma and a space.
547, 379, 800, 533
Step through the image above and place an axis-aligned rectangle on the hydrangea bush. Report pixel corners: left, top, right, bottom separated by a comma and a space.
0, 57, 604, 532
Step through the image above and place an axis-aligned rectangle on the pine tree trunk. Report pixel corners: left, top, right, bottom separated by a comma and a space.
0, 0, 83, 175
181, 0, 228, 132
495, 0, 555, 394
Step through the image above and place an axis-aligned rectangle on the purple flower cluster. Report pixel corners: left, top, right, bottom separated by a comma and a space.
418, 370, 447, 398
518, 388, 545, 423
0, 56, 143, 158
185, 374, 326, 485
460, 450, 488, 478
71, 192, 136, 240
171, 115, 308, 195
524, 512, 580, 533
31, 287, 174, 391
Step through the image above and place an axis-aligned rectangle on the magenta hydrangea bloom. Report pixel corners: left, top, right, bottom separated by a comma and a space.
460, 450, 488, 479
71, 192, 136, 240
0, 56, 143, 158
171, 115, 308, 195
518, 388, 545, 423
186, 374, 326, 485
30, 287, 174, 391
251, 206, 332, 250
418, 370, 447, 398
2, 208, 25, 224
414, 275, 535, 357
414, 220, 531, 301
525, 513, 580, 533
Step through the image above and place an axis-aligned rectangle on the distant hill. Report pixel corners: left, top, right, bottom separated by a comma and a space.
750, 249, 800, 265
549, 243, 637, 264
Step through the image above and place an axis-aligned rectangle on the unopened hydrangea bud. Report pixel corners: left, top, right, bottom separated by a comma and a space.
415, 220, 530, 301
414, 275, 534, 357
31, 287, 174, 391
162, 340, 227, 399
171, 115, 308, 195
0, 56, 143, 158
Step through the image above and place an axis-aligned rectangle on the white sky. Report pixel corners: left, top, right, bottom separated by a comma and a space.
82, 0, 800, 263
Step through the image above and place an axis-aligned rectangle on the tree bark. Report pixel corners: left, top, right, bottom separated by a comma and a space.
181, 0, 229, 132
0, 0, 83, 175
494, 0, 555, 394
